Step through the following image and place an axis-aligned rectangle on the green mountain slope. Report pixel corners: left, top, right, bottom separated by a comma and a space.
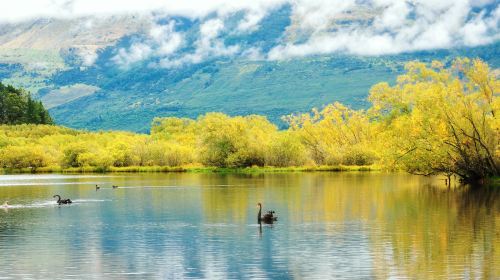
47, 56, 396, 132
48, 44, 499, 132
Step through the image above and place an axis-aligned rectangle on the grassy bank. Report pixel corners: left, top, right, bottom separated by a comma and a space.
0, 165, 380, 174
487, 177, 500, 187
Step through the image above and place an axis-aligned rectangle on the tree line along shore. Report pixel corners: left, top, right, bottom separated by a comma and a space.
0, 58, 498, 184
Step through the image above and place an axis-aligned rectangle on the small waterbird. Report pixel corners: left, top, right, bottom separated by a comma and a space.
53, 195, 72, 205
96, 184, 100, 191
257, 203, 277, 224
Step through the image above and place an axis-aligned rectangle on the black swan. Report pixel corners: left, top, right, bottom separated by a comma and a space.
53, 195, 72, 205
257, 203, 277, 224
95, 184, 100, 191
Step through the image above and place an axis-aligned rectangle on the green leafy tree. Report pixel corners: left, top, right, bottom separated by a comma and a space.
0, 82, 53, 125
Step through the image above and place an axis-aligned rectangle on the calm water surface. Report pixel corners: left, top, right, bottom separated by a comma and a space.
0, 173, 498, 279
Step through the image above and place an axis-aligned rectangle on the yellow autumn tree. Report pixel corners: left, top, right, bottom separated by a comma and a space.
285, 102, 377, 165
197, 113, 277, 167
370, 58, 499, 181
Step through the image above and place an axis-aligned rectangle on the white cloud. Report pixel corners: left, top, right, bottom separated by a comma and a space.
290, 0, 355, 33
237, 10, 267, 32
113, 43, 153, 67
112, 20, 184, 68
149, 21, 183, 56
461, 5, 500, 46
373, 1, 410, 30
158, 19, 240, 68
0, 0, 287, 23
242, 47, 265, 61
234, 1, 284, 33
269, 0, 499, 58
0, 0, 497, 65
80, 50, 99, 66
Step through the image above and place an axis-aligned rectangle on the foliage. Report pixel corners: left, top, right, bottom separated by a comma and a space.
0, 145, 52, 170
197, 113, 277, 167
369, 58, 499, 181
265, 132, 309, 167
285, 102, 376, 166
0, 82, 53, 125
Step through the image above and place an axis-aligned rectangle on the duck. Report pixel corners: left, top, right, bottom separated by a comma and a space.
53, 195, 72, 205
257, 203, 277, 224
1, 201, 9, 208
112, 185, 118, 189
95, 184, 100, 191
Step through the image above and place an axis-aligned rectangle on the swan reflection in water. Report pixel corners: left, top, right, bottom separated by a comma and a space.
258, 218, 278, 239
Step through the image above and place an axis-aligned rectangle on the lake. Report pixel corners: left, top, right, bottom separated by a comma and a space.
0, 173, 498, 279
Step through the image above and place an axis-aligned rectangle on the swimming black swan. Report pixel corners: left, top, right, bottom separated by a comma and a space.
257, 203, 277, 224
53, 195, 72, 205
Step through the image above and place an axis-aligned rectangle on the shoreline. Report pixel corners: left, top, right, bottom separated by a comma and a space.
1, 165, 379, 174
1, 167, 497, 186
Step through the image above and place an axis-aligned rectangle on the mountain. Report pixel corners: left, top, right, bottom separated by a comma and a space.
0, 8, 498, 132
